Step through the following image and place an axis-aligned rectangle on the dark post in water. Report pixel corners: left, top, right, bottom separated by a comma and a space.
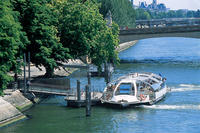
104, 62, 111, 84
87, 65, 91, 86
85, 85, 91, 117
77, 80, 81, 101
23, 53, 26, 93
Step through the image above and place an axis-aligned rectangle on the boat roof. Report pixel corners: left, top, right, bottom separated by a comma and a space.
112, 72, 163, 85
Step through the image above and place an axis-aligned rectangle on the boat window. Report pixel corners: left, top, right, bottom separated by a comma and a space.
116, 83, 132, 95
137, 82, 153, 95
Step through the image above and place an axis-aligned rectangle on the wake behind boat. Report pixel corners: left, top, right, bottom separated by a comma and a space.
101, 72, 170, 108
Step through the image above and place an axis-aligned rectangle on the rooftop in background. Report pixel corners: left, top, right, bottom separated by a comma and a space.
133, 0, 200, 11
130, 0, 169, 12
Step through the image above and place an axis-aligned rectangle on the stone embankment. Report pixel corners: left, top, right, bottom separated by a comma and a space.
0, 90, 34, 128
117, 40, 138, 52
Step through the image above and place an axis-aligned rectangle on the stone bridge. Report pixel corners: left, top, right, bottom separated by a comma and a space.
119, 25, 200, 43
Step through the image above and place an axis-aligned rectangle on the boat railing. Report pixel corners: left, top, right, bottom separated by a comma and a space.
114, 73, 140, 82
109, 72, 163, 88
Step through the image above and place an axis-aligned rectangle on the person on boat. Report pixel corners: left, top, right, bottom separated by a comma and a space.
132, 87, 135, 95
108, 84, 115, 92
162, 77, 166, 82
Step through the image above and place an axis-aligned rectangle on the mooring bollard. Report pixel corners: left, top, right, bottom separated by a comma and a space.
85, 85, 91, 117
77, 80, 81, 101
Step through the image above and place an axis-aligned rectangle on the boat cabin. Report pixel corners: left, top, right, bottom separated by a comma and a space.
105, 72, 166, 101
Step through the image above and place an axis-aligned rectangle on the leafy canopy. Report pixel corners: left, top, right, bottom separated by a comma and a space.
21, 0, 71, 77
0, 0, 28, 94
60, 0, 119, 69
0, 0, 120, 94
98, 0, 136, 28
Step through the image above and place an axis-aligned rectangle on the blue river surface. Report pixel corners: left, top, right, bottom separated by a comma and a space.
1, 37, 200, 133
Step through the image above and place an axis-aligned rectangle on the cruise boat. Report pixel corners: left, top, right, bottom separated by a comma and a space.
101, 72, 170, 108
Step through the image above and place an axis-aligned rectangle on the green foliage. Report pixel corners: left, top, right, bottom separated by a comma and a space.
0, 71, 12, 95
0, 0, 120, 91
98, 0, 136, 28
135, 9, 151, 20
186, 11, 194, 18
20, 0, 71, 77
60, 0, 119, 69
90, 22, 120, 69
136, 9, 200, 20
194, 10, 200, 17
0, 0, 28, 94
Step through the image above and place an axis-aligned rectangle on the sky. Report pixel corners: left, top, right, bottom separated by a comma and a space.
133, 0, 200, 11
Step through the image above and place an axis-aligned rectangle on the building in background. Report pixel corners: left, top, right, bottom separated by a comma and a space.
138, 0, 168, 12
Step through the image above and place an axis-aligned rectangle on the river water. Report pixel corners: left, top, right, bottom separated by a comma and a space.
1, 37, 200, 133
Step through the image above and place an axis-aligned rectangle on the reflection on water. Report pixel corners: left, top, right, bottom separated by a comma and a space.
1, 37, 200, 133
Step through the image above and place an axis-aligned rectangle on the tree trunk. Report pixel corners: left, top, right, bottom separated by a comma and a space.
44, 66, 54, 77
97, 65, 102, 77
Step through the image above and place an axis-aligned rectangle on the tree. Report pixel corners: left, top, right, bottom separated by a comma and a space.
60, 0, 119, 70
194, 10, 200, 18
0, 0, 28, 95
88, 22, 119, 71
143, 11, 151, 20
166, 10, 176, 18
135, 9, 151, 20
98, 0, 136, 28
176, 10, 186, 18
186, 11, 194, 18
20, 0, 71, 77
